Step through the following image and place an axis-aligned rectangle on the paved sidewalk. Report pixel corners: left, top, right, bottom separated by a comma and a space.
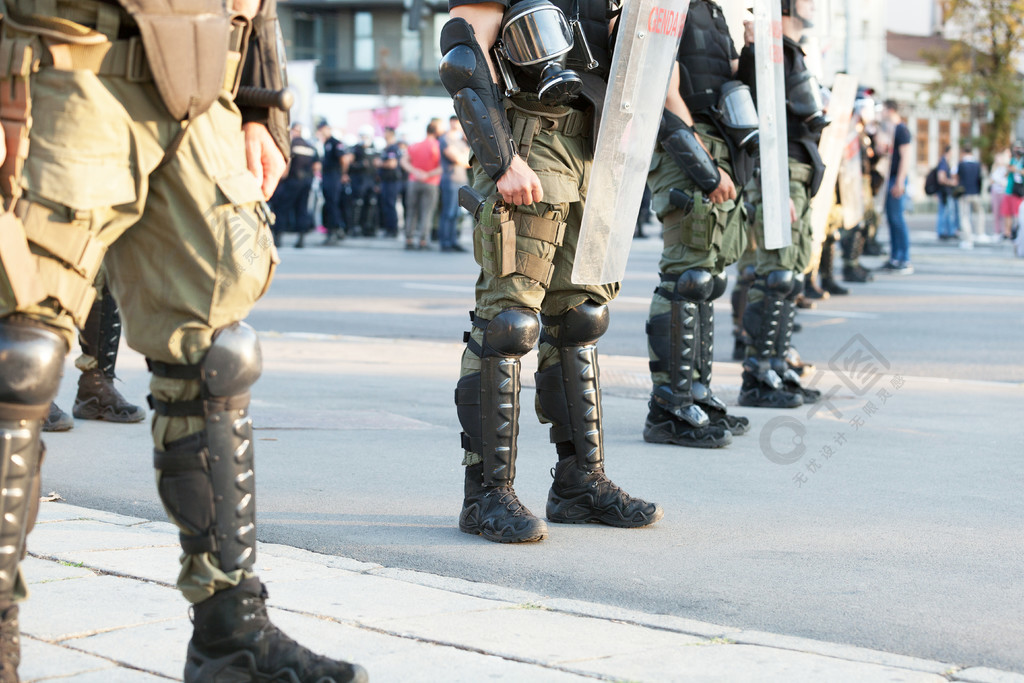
21, 502, 1023, 683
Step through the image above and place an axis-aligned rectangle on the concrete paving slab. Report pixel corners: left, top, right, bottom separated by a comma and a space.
577, 642, 948, 683
21, 638, 125, 681
52, 546, 181, 586
731, 629, 956, 674
256, 540, 383, 573
536, 597, 742, 639
72, 617, 192, 680
372, 606, 705, 665
28, 519, 176, 557
954, 668, 1024, 683
268, 608, 596, 683
265, 571, 507, 624
35, 502, 151, 527
20, 575, 182, 641
368, 566, 551, 606
21, 555, 96, 584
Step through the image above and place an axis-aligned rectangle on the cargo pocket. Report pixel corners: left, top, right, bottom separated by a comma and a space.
214, 170, 278, 308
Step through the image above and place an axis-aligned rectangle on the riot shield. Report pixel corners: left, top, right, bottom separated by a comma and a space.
752, 0, 789, 249
838, 129, 865, 230
809, 73, 858, 243
571, 0, 688, 285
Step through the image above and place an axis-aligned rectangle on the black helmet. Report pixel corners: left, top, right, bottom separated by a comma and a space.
781, 0, 813, 27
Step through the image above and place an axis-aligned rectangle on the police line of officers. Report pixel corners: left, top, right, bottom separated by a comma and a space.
0, 0, 882, 681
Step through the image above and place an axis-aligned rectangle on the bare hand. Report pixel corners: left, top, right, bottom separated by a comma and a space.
891, 182, 905, 199
243, 122, 287, 200
231, 0, 260, 19
496, 155, 543, 205
707, 171, 737, 204
743, 20, 755, 46
789, 198, 797, 224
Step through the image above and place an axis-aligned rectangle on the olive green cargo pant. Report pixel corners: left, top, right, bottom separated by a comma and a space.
458, 98, 619, 466
0, 31, 276, 602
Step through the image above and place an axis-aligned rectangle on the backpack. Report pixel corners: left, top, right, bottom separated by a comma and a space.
1011, 171, 1024, 198
924, 166, 940, 196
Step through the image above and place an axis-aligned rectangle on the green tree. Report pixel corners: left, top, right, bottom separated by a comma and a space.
925, 0, 1024, 163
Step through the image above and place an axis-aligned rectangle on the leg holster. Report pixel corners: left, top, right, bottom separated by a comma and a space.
693, 272, 728, 413
79, 284, 122, 379
535, 302, 609, 472
455, 309, 539, 487
647, 270, 712, 427
148, 323, 262, 574
0, 319, 66, 603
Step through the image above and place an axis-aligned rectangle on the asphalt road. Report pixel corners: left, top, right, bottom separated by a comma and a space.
41, 213, 1024, 674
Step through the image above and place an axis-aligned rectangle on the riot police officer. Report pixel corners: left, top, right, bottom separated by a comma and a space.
735, 0, 825, 408
643, 0, 757, 450
442, 0, 663, 543
0, 1, 366, 680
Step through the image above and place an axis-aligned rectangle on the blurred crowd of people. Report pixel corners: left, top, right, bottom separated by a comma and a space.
268, 116, 472, 251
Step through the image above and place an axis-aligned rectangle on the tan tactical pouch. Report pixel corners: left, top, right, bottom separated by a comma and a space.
118, 0, 230, 120
474, 198, 565, 286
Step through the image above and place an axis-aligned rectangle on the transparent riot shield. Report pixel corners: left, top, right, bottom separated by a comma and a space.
810, 73, 858, 243
571, 0, 688, 285
752, 0, 789, 249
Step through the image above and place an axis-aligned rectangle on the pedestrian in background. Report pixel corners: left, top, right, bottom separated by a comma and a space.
989, 148, 1010, 240
345, 125, 380, 236
935, 145, 959, 242
378, 127, 404, 238
438, 116, 471, 252
1001, 143, 1024, 240
881, 99, 914, 274
317, 120, 348, 245
270, 123, 320, 248
401, 118, 442, 250
956, 144, 984, 248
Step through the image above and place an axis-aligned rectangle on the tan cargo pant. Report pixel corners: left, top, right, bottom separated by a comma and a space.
459, 98, 619, 466
0, 26, 276, 602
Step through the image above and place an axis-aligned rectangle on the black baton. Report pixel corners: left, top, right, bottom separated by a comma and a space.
235, 87, 294, 111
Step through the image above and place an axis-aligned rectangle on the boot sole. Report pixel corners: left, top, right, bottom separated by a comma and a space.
547, 498, 665, 528
73, 401, 146, 423
642, 427, 733, 449
458, 520, 548, 544
738, 392, 803, 409
184, 643, 369, 683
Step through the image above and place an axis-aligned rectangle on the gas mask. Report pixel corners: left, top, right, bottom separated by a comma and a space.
492, 0, 597, 106
715, 80, 759, 154
787, 71, 831, 135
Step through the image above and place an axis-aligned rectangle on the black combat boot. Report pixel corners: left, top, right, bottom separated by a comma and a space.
547, 454, 663, 527
0, 605, 19, 683
644, 271, 732, 448
459, 463, 547, 543
73, 289, 145, 422
738, 273, 804, 409
43, 401, 74, 432
73, 369, 146, 422
185, 579, 368, 683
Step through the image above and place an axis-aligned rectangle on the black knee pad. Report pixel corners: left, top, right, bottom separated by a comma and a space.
477, 309, 539, 358
765, 270, 796, 297
674, 269, 714, 302
202, 322, 262, 397
709, 272, 728, 301
546, 301, 609, 347
0, 320, 66, 412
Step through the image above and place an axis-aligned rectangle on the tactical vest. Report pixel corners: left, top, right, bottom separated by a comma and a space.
676, 0, 735, 119
510, 0, 611, 110
783, 37, 824, 193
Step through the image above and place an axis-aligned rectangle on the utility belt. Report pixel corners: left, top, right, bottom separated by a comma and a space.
507, 98, 591, 164
789, 161, 814, 186
2, 1, 245, 122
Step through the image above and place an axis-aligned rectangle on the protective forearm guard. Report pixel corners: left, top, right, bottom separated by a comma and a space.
238, 0, 290, 162
659, 111, 722, 195
439, 18, 517, 182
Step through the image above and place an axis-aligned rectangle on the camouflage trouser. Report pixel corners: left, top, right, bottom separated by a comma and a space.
459, 97, 619, 466
646, 124, 747, 387
0, 9, 276, 603
744, 159, 815, 306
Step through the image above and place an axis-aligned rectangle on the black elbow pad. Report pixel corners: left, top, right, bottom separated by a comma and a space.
439, 18, 517, 182
659, 110, 721, 195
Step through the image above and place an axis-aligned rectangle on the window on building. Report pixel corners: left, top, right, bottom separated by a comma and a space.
916, 118, 929, 165
319, 15, 338, 70
938, 119, 951, 155
354, 12, 374, 71
959, 120, 972, 149
293, 13, 317, 62
401, 16, 421, 71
